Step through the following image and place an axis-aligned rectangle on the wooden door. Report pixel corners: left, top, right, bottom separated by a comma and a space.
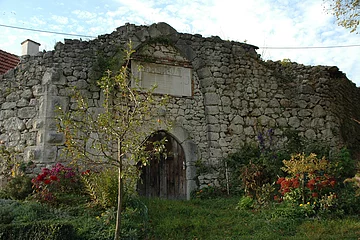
138, 131, 186, 199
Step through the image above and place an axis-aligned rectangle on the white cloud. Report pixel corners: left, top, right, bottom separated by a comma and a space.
72, 10, 97, 19
30, 16, 46, 26
51, 15, 68, 25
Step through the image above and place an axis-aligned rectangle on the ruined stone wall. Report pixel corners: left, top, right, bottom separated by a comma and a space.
1, 22, 360, 191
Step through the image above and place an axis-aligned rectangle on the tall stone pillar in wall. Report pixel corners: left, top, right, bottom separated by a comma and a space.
24, 68, 68, 168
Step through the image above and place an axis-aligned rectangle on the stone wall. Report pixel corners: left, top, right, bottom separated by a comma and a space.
1, 22, 360, 194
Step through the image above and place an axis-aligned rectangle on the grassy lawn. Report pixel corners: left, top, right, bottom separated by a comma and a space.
1, 196, 360, 239
145, 197, 360, 240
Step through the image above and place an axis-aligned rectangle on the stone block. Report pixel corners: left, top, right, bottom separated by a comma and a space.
297, 100, 307, 108
49, 97, 69, 115
46, 132, 65, 144
70, 80, 89, 89
200, 77, 215, 88
221, 96, 231, 106
205, 106, 219, 115
298, 109, 311, 117
244, 126, 254, 136
305, 129, 316, 139
289, 117, 300, 128
208, 124, 220, 132
208, 132, 219, 141
43, 146, 58, 163
197, 68, 212, 79
16, 99, 29, 107
313, 105, 326, 118
24, 146, 42, 162
18, 107, 36, 119
269, 99, 280, 108
229, 124, 243, 134
231, 116, 244, 125
276, 118, 288, 127
4, 117, 25, 131
207, 115, 219, 124
204, 93, 219, 106
258, 115, 270, 125
0, 110, 15, 120
42, 68, 66, 85
311, 118, 324, 128
32, 85, 43, 96
1, 102, 16, 110
6, 92, 20, 102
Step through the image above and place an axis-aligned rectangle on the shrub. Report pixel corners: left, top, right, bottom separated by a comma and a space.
1, 175, 33, 200
222, 143, 260, 195
31, 163, 82, 205
336, 183, 360, 215
0, 200, 15, 224
275, 153, 338, 214
222, 128, 284, 197
241, 162, 269, 198
81, 168, 118, 209
0, 221, 76, 240
0, 199, 56, 224
236, 196, 254, 210
331, 147, 356, 180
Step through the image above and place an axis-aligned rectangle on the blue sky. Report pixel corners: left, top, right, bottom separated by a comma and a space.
0, 0, 359, 86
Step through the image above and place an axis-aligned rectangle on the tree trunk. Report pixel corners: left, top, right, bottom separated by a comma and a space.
114, 140, 123, 240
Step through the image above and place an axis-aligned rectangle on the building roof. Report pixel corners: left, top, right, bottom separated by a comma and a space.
0, 49, 20, 75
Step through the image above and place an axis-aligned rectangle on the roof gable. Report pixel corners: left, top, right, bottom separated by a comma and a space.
0, 50, 20, 75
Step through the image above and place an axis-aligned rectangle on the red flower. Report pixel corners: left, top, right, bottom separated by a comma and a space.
281, 188, 290, 195
44, 179, 51, 185
82, 169, 91, 175
321, 180, 330, 187
276, 177, 285, 184
292, 179, 300, 188
330, 180, 336, 187
312, 192, 318, 198
50, 175, 58, 181
274, 195, 282, 202
281, 179, 291, 188
37, 174, 46, 181
306, 179, 316, 191
308, 179, 316, 185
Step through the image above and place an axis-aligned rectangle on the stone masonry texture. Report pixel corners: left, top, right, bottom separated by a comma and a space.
1, 22, 360, 190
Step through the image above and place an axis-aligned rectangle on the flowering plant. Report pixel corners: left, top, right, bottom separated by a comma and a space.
275, 153, 337, 212
31, 162, 81, 203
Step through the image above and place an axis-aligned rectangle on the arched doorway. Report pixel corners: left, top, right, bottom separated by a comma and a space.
138, 131, 187, 199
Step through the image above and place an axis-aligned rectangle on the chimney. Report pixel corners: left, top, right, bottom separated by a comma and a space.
21, 39, 41, 56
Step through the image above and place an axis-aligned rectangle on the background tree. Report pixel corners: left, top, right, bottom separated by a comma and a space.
325, 0, 359, 33
58, 42, 167, 240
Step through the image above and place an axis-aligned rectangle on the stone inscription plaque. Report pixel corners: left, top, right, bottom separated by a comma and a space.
131, 61, 192, 97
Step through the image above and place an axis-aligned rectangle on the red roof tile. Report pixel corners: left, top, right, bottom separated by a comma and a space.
0, 49, 20, 75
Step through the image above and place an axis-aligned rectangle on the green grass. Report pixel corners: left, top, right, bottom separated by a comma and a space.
1, 197, 360, 239
145, 197, 360, 240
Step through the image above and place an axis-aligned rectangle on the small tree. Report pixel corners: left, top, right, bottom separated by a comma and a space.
58, 42, 167, 240
325, 0, 359, 33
